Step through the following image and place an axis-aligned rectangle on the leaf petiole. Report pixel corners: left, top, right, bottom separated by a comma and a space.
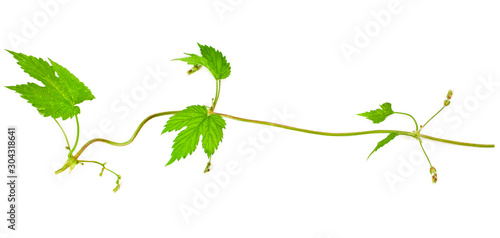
394, 112, 419, 131
69, 115, 80, 155
53, 118, 71, 151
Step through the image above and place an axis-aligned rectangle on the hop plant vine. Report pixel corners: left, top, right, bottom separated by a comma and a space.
4, 44, 495, 192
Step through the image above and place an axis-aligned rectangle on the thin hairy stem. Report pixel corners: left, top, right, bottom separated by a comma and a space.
54, 118, 71, 150
73, 111, 180, 159
73, 110, 494, 161
420, 106, 445, 131
216, 112, 495, 148
218, 112, 417, 137
394, 112, 419, 131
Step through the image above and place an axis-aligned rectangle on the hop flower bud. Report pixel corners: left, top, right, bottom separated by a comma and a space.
187, 64, 202, 75
447, 90, 453, 100
113, 183, 121, 193
113, 176, 121, 193
204, 161, 212, 173
444, 100, 450, 106
429, 166, 436, 174
432, 173, 438, 184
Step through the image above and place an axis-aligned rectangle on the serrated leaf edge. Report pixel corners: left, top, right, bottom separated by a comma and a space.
367, 132, 398, 160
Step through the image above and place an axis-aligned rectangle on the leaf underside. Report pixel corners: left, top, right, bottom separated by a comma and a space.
6, 50, 95, 120
358, 102, 394, 124
162, 105, 226, 166
367, 132, 398, 160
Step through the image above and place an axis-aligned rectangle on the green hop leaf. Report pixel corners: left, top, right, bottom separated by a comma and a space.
367, 132, 398, 160
162, 105, 226, 166
174, 53, 207, 66
6, 50, 95, 120
358, 102, 394, 124
173, 43, 231, 80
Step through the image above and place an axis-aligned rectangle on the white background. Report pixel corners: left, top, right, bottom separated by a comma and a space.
1, 0, 499, 237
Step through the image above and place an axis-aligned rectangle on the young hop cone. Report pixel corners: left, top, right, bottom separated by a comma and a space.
429, 166, 437, 174
432, 173, 438, 184
447, 90, 453, 100
444, 90, 453, 106
430, 166, 438, 184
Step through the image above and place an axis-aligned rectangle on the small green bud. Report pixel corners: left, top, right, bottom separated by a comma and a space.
444, 100, 450, 106
99, 162, 107, 176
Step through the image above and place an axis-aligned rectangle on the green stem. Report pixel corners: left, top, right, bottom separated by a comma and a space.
210, 79, 221, 113
217, 112, 417, 137
53, 118, 71, 150
394, 112, 419, 131
70, 115, 80, 155
420, 106, 445, 131
73, 110, 494, 161
78, 160, 121, 178
215, 112, 495, 148
419, 134, 493, 148
73, 111, 180, 159
418, 139, 433, 167
78, 159, 121, 192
